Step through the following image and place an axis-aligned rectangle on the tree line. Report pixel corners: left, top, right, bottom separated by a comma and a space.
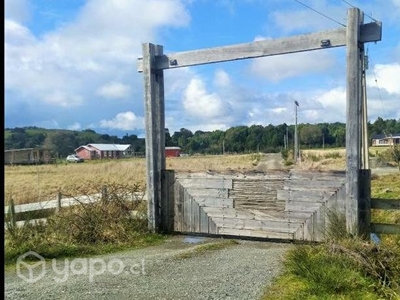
4, 118, 400, 157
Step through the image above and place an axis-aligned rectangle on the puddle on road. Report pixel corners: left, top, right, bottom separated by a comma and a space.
183, 236, 206, 244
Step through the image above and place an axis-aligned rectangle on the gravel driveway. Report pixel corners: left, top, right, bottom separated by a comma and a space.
5, 235, 292, 300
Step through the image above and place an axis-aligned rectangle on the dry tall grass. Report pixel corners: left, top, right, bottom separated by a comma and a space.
295, 148, 346, 170
5, 154, 257, 205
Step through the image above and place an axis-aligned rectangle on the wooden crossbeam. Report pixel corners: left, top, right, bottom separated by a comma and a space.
137, 22, 381, 72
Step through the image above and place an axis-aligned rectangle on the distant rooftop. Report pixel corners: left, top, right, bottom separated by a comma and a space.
86, 144, 131, 151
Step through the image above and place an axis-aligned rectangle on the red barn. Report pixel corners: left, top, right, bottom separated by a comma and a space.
165, 147, 181, 157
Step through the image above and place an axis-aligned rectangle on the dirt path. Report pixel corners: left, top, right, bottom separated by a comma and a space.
5, 235, 291, 300
255, 153, 286, 172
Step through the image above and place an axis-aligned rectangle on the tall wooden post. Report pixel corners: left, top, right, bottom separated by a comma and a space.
142, 43, 166, 232
345, 8, 363, 235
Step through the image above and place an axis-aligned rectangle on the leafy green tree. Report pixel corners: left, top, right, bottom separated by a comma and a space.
171, 128, 193, 152
224, 126, 248, 152
165, 129, 173, 147
300, 125, 323, 148
43, 132, 79, 158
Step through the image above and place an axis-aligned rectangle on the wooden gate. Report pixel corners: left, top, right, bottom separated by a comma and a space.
139, 7, 383, 239
161, 169, 346, 242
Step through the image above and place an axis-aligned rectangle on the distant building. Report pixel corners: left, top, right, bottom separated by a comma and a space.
372, 133, 400, 146
75, 143, 132, 160
165, 146, 181, 157
4, 148, 53, 165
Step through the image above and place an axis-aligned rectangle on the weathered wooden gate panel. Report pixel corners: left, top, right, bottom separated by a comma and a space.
169, 170, 346, 242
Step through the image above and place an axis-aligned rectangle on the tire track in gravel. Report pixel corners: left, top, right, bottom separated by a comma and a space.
5, 236, 292, 300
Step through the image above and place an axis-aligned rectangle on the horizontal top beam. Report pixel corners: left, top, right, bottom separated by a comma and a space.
137, 22, 381, 72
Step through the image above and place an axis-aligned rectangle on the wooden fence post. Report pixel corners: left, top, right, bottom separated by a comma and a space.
102, 186, 108, 204
161, 170, 175, 233
142, 43, 166, 232
358, 169, 371, 238
56, 191, 62, 213
8, 199, 16, 227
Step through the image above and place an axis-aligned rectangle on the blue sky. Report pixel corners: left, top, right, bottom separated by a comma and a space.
5, 0, 400, 137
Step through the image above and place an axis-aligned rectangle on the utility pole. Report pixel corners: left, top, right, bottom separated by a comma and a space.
285, 127, 289, 150
294, 101, 299, 163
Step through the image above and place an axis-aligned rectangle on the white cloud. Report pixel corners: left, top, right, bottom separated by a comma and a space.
4, 19, 36, 45
213, 69, 231, 88
183, 78, 230, 119
99, 111, 144, 130
5, 0, 190, 115
369, 63, 400, 95
185, 123, 229, 132
97, 82, 131, 99
316, 87, 346, 113
5, 0, 31, 23
249, 51, 336, 82
68, 122, 82, 130
43, 91, 84, 107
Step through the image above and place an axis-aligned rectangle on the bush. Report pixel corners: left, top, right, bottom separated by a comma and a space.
5, 181, 163, 264
264, 211, 400, 300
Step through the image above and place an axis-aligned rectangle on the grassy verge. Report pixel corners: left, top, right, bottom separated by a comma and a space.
263, 173, 400, 300
174, 239, 239, 260
4, 182, 165, 267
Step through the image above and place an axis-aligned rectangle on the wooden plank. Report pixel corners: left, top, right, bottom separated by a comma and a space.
208, 218, 217, 234
345, 8, 362, 235
217, 228, 294, 240
178, 178, 232, 189
203, 207, 309, 223
174, 182, 184, 232
202, 207, 257, 219
212, 217, 302, 231
199, 207, 209, 233
314, 203, 326, 241
336, 184, 346, 216
4, 194, 99, 214
289, 170, 346, 179
285, 202, 321, 213
278, 189, 335, 202
5, 218, 47, 229
191, 198, 200, 233
161, 170, 174, 233
185, 190, 191, 232
371, 199, 400, 210
305, 215, 315, 241
370, 223, 400, 235
295, 214, 315, 241
284, 180, 344, 189
194, 198, 234, 208
138, 27, 346, 71
186, 188, 229, 198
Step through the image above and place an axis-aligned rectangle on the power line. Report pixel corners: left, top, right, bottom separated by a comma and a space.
341, 0, 378, 22
366, 47, 386, 117
294, 0, 346, 27
373, 72, 386, 116
371, 65, 386, 117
